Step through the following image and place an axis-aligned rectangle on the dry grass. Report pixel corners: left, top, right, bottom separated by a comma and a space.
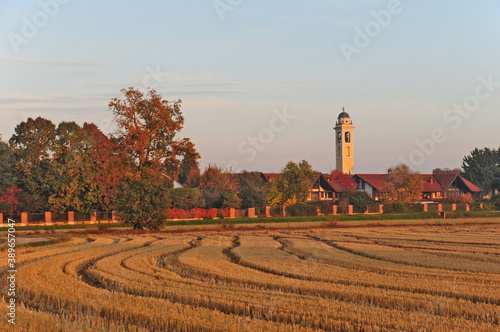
0, 224, 499, 331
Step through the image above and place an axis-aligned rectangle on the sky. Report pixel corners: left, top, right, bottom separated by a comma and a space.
1, 0, 499, 174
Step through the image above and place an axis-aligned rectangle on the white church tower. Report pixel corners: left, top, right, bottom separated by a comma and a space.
334, 108, 355, 174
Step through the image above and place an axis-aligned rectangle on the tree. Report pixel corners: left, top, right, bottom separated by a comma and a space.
383, 163, 423, 203
167, 139, 200, 184
238, 171, 269, 209
0, 136, 14, 190
169, 188, 204, 209
281, 160, 317, 204
0, 136, 19, 214
83, 122, 133, 210
114, 169, 170, 230
199, 164, 240, 208
48, 122, 101, 213
267, 178, 285, 206
0, 187, 21, 215
109, 87, 199, 174
185, 168, 201, 188
462, 147, 500, 196
9, 117, 58, 212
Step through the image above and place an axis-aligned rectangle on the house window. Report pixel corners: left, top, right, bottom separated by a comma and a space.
345, 132, 351, 143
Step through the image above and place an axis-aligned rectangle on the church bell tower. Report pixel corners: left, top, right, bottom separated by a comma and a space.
334, 108, 355, 174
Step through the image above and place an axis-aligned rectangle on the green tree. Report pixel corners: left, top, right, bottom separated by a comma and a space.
199, 164, 241, 208
267, 178, 285, 206
9, 117, 57, 212
462, 147, 500, 196
114, 169, 170, 230
109, 87, 199, 174
49, 122, 100, 213
169, 188, 204, 209
383, 163, 423, 203
238, 171, 269, 208
0, 136, 14, 191
281, 160, 317, 203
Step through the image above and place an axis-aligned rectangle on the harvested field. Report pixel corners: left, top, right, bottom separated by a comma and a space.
1, 223, 499, 331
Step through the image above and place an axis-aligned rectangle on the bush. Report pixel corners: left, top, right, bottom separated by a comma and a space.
169, 188, 204, 209
312, 201, 333, 215
487, 195, 500, 210
383, 203, 424, 213
285, 203, 317, 217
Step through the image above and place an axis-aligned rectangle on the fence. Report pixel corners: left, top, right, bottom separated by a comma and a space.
0, 211, 116, 225
0, 203, 485, 225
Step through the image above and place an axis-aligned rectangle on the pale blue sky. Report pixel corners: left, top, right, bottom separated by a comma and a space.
1, 0, 499, 173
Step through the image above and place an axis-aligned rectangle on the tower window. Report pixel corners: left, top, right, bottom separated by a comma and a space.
345, 132, 351, 143
337, 147, 341, 157
346, 146, 351, 157
337, 132, 341, 143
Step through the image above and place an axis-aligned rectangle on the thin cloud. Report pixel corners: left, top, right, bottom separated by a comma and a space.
0, 57, 109, 67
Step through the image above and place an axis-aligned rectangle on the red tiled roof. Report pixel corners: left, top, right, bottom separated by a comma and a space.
433, 171, 460, 189
458, 176, 483, 192
323, 173, 357, 192
354, 174, 387, 191
420, 174, 443, 192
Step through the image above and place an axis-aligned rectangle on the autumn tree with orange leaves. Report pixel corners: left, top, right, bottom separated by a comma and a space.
109, 87, 199, 175
109, 88, 200, 229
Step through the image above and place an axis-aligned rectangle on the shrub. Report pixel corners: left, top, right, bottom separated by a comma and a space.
383, 203, 424, 213
285, 203, 317, 217
312, 201, 333, 215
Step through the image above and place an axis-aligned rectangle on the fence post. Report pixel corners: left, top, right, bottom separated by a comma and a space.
45, 211, 52, 223
112, 211, 116, 222
0, 213, 3, 224
282, 206, 286, 217
466, 204, 470, 212
423, 204, 428, 212
379, 204, 384, 214
266, 206, 271, 218
332, 205, 337, 215
229, 208, 235, 218
91, 211, 97, 222
21, 212, 28, 224
451, 204, 456, 211
480, 203, 484, 210
438, 204, 442, 212
248, 208, 255, 218
348, 205, 353, 215
68, 211, 74, 222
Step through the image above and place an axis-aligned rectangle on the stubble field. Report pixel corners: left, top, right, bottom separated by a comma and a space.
1, 222, 500, 331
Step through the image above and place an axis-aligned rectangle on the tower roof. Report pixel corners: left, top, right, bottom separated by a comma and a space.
338, 111, 350, 120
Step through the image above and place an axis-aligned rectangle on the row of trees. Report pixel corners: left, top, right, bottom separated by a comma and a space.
0, 88, 199, 224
